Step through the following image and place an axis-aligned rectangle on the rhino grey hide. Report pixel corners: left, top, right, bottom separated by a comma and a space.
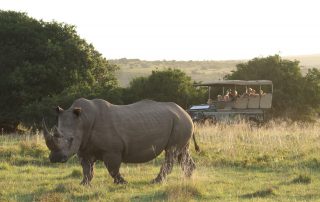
43, 98, 198, 185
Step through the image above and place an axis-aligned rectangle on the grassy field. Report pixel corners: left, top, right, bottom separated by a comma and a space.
111, 59, 241, 86
1, 121, 320, 201
111, 55, 320, 86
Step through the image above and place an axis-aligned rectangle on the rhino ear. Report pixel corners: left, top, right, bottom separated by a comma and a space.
55, 106, 64, 114
73, 107, 82, 117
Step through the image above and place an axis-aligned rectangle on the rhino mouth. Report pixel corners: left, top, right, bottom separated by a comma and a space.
49, 152, 68, 163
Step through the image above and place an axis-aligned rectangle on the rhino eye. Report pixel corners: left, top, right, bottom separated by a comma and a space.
68, 137, 74, 148
68, 137, 74, 143
54, 133, 61, 138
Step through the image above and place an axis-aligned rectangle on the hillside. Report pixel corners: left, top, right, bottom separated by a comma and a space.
111, 54, 320, 87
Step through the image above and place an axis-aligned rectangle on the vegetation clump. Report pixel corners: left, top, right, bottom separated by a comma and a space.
68, 169, 82, 178
241, 187, 276, 198
291, 174, 312, 184
164, 182, 202, 201
0, 162, 11, 170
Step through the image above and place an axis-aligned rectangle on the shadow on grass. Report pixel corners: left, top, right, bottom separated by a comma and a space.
130, 182, 204, 202
290, 174, 312, 184
241, 187, 276, 199
278, 174, 312, 186
6, 187, 63, 202
7, 155, 80, 168
130, 191, 167, 202
294, 194, 320, 201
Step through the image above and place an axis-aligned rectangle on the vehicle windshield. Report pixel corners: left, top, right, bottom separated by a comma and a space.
189, 105, 210, 110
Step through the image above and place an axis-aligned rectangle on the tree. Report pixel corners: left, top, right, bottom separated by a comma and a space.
224, 55, 319, 120
0, 11, 119, 131
123, 68, 206, 108
304, 68, 320, 114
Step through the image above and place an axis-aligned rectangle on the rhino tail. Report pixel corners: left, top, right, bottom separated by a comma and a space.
192, 132, 200, 152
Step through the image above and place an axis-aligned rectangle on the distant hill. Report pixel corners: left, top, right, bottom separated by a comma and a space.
284, 54, 320, 74
111, 54, 320, 87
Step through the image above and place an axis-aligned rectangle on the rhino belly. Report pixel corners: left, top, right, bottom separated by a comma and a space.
122, 137, 167, 163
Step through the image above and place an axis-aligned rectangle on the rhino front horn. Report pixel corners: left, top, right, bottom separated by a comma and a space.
42, 119, 51, 138
42, 118, 55, 150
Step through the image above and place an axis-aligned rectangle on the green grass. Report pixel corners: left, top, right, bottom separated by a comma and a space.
1, 121, 320, 201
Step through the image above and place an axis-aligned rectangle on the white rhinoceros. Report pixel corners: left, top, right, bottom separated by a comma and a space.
43, 98, 199, 185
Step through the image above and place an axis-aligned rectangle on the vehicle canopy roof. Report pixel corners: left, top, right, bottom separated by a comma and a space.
194, 80, 273, 86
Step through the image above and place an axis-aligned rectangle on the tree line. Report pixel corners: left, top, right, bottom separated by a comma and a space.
1, 11, 319, 132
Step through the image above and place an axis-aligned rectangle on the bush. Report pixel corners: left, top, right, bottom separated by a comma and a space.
0, 11, 119, 131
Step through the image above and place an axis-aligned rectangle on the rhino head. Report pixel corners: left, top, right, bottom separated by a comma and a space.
43, 106, 83, 163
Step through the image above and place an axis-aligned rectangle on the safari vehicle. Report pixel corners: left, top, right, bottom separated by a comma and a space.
187, 80, 273, 124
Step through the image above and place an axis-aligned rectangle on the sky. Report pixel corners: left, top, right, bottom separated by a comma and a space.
1, 0, 320, 60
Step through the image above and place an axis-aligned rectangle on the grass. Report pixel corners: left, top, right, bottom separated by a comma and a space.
291, 174, 312, 184
1, 121, 320, 201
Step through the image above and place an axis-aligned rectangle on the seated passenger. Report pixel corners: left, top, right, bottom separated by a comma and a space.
242, 89, 249, 97
224, 94, 230, 101
229, 89, 238, 101
217, 95, 224, 101
248, 88, 258, 96
233, 90, 238, 97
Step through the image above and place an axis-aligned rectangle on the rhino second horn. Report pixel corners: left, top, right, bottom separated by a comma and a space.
53, 126, 63, 137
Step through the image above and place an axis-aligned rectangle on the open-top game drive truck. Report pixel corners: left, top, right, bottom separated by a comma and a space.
187, 80, 273, 124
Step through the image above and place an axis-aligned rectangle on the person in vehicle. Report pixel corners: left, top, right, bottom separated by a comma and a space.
229, 89, 238, 101
217, 95, 224, 101
248, 88, 259, 96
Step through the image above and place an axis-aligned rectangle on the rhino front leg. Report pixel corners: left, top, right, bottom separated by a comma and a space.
80, 157, 95, 185
152, 149, 175, 183
103, 153, 127, 184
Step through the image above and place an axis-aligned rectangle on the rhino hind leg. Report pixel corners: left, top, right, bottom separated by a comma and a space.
152, 149, 176, 183
80, 157, 95, 185
178, 145, 196, 178
103, 153, 127, 184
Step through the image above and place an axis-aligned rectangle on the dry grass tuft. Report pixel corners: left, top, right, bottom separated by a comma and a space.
165, 182, 202, 201
36, 192, 67, 202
